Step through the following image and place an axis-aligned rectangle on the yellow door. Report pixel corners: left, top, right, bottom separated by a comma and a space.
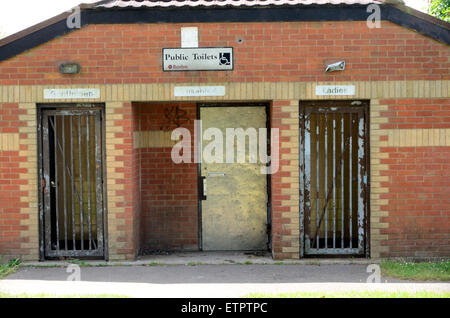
200, 106, 268, 250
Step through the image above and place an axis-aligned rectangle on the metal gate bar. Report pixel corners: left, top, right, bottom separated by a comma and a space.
300, 102, 368, 256
41, 108, 104, 258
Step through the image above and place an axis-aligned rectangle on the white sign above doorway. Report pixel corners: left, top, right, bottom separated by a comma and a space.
174, 86, 226, 97
315, 85, 355, 96
43, 88, 100, 99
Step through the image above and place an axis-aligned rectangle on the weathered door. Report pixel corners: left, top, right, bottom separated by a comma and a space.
39, 107, 105, 258
200, 106, 268, 250
300, 101, 369, 256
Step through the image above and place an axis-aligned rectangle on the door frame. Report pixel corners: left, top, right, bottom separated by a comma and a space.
196, 102, 272, 251
37, 103, 109, 261
299, 100, 371, 258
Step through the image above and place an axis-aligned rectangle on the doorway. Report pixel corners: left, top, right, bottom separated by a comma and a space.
198, 103, 270, 251
300, 101, 369, 256
38, 105, 106, 259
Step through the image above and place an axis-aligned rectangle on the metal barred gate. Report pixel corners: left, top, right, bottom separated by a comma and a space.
39, 105, 106, 259
300, 101, 369, 256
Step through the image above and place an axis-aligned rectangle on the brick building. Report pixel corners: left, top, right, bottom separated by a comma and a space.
0, 0, 448, 261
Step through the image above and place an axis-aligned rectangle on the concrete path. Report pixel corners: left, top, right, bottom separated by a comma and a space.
1, 263, 449, 297
3, 264, 412, 284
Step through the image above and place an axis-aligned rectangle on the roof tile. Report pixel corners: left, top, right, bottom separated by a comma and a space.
97, 0, 386, 9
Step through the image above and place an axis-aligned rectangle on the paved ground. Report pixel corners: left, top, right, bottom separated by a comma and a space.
20, 251, 377, 266
1, 263, 449, 297
5, 264, 411, 284
0, 253, 448, 297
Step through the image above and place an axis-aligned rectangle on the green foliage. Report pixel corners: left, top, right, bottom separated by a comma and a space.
380, 259, 450, 281
0, 292, 128, 298
0, 259, 21, 279
187, 261, 203, 266
429, 0, 450, 22
245, 290, 450, 298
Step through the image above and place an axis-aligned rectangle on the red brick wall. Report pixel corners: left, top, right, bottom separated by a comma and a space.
0, 103, 29, 259
110, 102, 140, 259
378, 98, 450, 258
138, 103, 198, 251
0, 21, 448, 85
380, 98, 450, 129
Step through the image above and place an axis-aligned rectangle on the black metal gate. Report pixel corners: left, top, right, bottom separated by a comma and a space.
39, 106, 106, 259
300, 101, 369, 256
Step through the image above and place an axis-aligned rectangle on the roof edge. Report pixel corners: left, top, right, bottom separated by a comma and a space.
0, 3, 448, 63
389, 3, 450, 30
0, 3, 96, 48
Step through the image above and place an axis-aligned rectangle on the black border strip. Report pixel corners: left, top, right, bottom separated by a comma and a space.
0, 5, 448, 63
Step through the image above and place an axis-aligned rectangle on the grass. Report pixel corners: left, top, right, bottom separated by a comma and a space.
20, 264, 62, 268
380, 259, 450, 281
0, 292, 128, 298
0, 259, 21, 279
187, 261, 203, 266
245, 291, 450, 298
143, 262, 165, 266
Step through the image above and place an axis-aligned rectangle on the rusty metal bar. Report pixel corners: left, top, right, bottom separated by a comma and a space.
332, 113, 336, 249
341, 114, 344, 249
304, 113, 311, 250
62, 116, 68, 250
324, 113, 328, 248
87, 116, 92, 250
358, 114, 365, 250
70, 117, 76, 250
78, 116, 84, 250
315, 113, 319, 249
305, 248, 360, 255
95, 111, 104, 253
53, 116, 60, 251
43, 114, 52, 254
299, 108, 305, 256
349, 113, 353, 249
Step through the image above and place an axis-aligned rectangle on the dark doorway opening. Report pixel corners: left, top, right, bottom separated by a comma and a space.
38, 104, 107, 260
300, 100, 370, 257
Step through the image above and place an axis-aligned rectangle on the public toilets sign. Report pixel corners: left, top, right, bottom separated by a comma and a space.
163, 47, 233, 71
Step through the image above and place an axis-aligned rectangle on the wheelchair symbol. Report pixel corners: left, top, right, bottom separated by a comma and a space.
219, 53, 231, 66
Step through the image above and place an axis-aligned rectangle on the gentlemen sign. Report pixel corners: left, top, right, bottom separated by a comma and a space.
315, 85, 355, 96
163, 48, 233, 71
44, 88, 100, 99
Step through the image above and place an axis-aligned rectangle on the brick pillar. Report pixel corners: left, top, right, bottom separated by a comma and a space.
0, 103, 38, 261
105, 102, 139, 260
271, 100, 300, 259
